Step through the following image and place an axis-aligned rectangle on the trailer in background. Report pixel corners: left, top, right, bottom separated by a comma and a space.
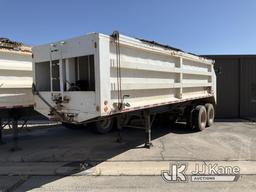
0, 38, 33, 150
33, 32, 216, 148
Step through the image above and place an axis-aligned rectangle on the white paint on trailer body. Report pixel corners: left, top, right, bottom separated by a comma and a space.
0, 50, 33, 108
32, 33, 216, 123
32, 33, 97, 63
34, 91, 98, 122
33, 33, 101, 121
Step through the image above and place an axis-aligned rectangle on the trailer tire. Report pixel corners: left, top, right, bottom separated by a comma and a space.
95, 118, 113, 134
193, 105, 207, 131
205, 103, 215, 127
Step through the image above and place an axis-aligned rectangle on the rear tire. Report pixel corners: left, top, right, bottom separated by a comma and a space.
94, 118, 114, 134
193, 105, 207, 131
205, 103, 215, 127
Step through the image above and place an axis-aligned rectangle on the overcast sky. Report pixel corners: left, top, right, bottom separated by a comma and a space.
1, 0, 256, 54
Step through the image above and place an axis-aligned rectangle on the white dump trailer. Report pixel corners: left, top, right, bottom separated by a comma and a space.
33, 32, 216, 147
0, 41, 33, 110
0, 38, 33, 147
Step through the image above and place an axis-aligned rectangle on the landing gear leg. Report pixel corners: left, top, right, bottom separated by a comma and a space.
116, 117, 123, 143
0, 118, 4, 145
10, 119, 21, 152
144, 110, 153, 149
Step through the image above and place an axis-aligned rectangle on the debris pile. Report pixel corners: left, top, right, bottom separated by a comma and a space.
0, 38, 31, 53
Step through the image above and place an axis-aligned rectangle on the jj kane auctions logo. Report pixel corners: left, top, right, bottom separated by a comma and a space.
161, 162, 240, 182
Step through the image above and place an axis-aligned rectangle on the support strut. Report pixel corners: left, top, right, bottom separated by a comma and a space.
116, 116, 123, 143
144, 110, 153, 149
0, 118, 3, 145
10, 119, 21, 151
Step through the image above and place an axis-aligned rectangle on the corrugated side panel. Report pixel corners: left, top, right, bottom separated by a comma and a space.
109, 39, 214, 111
0, 51, 33, 108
